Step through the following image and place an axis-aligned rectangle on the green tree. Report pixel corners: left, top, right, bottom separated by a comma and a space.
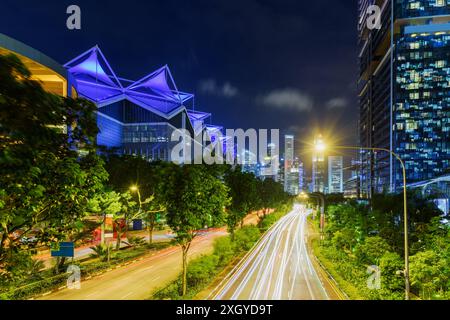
331, 229, 357, 252
88, 191, 137, 250
355, 236, 391, 265
224, 167, 259, 239
0, 54, 107, 274
256, 178, 287, 222
410, 250, 447, 299
105, 156, 167, 244
160, 164, 230, 296
379, 252, 404, 293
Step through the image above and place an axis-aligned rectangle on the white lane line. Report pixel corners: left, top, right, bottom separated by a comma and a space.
120, 292, 134, 299
83, 291, 100, 299
140, 265, 154, 272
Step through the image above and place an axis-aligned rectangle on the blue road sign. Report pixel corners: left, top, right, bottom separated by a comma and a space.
51, 242, 75, 257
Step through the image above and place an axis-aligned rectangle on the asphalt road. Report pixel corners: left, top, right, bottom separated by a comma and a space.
210, 204, 329, 300
38, 212, 260, 300
38, 230, 226, 300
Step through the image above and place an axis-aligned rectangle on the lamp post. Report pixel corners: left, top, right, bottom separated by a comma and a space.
130, 185, 142, 210
313, 142, 410, 300
299, 192, 315, 212
311, 192, 325, 239
129, 185, 142, 235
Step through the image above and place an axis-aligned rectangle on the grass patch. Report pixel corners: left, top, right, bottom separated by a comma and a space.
311, 239, 365, 300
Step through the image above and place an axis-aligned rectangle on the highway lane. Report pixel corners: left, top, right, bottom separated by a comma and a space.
210, 204, 329, 300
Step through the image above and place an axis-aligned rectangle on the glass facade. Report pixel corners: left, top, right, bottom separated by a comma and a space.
358, 0, 450, 195
394, 26, 450, 186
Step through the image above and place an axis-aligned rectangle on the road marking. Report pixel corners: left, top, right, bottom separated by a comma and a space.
140, 265, 154, 272
120, 291, 134, 299
151, 276, 161, 282
85, 291, 100, 298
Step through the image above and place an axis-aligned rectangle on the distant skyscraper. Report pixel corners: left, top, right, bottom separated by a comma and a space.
287, 157, 300, 195
241, 149, 258, 176
284, 135, 294, 193
298, 160, 305, 192
358, 0, 450, 197
344, 159, 361, 198
278, 155, 285, 185
283, 135, 300, 194
312, 135, 325, 193
328, 156, 343, 194
260, 143, 279, 181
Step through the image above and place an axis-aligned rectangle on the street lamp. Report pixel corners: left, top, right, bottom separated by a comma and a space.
130, 185, 142, 210
310, 192, 325, 238
313, 141, 410, 300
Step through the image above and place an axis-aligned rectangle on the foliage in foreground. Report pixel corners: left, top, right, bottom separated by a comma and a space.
313, 194, 450, 300
152, 225, 261, 299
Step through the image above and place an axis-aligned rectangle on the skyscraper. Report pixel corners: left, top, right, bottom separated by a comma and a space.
283, 135, 300, 194
328, 156, 343, 194
358, 0, 450, 197
298, 160, 305, 192
259, 143, 279, 181
312, 135, 325, 193
284, 135, 294, 193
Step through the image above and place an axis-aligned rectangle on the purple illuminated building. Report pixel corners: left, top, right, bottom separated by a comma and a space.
65, 46, 222, 161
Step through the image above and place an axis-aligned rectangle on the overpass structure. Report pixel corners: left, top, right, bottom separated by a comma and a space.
408, 174, 450, 214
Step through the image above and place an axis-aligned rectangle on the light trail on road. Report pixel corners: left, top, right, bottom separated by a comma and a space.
210, 204, 329, 300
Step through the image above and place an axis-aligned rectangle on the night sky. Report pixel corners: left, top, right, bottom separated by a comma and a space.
1, 0, 359, 167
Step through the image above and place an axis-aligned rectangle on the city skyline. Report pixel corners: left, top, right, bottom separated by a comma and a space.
1, 1, 449, 305
0, 0, 359, 155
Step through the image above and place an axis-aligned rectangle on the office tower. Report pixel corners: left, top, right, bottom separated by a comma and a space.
312, 135, 325, 193
286, 157, 300, 195
298, 160, 305, 192
358, 0, 450, 197
260, 143, 279, 181
278, 155, 285, 185
344, 159, 362, 198
241, 149, 259, 176
328, 156, 344, 194
284, 135, 294, 192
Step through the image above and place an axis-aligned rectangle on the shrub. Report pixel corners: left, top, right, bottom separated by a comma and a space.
234, 226, 261, 252
0, 250, 44, 286
127, 236, 146, 247
354, 236, 391, 265
213, 236, 235, 266
187, 255, 219, 288
331, 228, 357, 251
89, 244, 111, 262
379, 251, 404, 293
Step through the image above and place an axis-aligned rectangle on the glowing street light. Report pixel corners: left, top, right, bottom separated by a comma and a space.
314, 139, 326, 152
313, 141, 410, 300
129, 185, 142, 210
